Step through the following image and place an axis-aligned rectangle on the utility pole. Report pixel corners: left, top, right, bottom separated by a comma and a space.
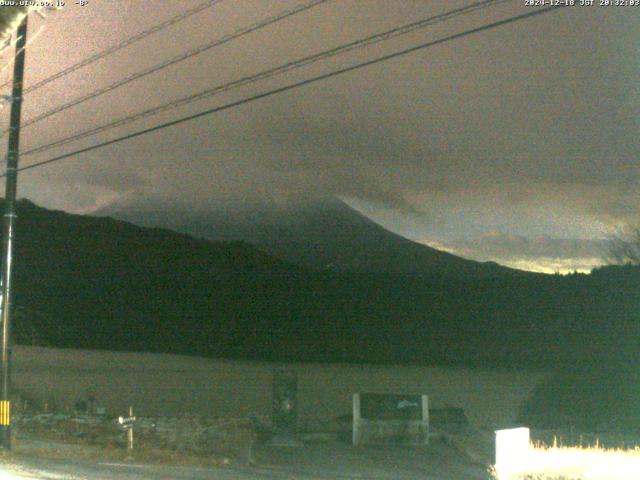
0, 15, 28, 450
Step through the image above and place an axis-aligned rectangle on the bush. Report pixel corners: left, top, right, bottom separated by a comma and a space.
518, 361, 640, 432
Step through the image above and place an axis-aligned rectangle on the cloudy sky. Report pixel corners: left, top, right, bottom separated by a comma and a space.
0, 0, 638, 273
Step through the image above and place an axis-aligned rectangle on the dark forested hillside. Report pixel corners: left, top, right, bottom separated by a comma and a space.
6, 200, 640, 368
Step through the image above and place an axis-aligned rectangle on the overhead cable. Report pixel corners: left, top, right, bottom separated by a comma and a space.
9, 0, 329, 134
0, 0, 223, 93
23, 0, 503, 157
11, 5, 564, 176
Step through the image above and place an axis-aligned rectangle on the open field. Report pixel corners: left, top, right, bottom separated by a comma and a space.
11, 346, 549, 429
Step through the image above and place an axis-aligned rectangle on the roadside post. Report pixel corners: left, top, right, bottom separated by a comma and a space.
494, 427, 531, 478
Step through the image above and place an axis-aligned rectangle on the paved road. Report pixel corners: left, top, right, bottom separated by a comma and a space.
248, 441, 491, 479
0, 440, 492, 479
1, 457, 264, 480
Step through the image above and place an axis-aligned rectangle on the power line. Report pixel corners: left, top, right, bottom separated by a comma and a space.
22, 0, 504, 158
10, 5, 564, 177
0, 0, 222, 94
9, 0, 329, 135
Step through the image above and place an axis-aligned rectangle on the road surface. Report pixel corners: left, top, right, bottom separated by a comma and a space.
0, 439, 492, 479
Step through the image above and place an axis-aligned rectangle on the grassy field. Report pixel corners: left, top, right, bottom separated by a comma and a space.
11, 345, 549, 429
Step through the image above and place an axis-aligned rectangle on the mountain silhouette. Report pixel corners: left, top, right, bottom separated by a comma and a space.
98, 196, 527, 279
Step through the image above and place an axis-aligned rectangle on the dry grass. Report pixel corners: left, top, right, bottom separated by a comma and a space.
12, 413, 252, 466
12, 436, 233, 467
492, 441, 640, 480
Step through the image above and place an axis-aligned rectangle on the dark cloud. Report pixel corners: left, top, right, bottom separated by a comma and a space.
0, 0, 636, 270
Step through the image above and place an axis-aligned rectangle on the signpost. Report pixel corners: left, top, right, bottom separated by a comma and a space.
118, 406, 136, 451
352, 393, 429, 446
